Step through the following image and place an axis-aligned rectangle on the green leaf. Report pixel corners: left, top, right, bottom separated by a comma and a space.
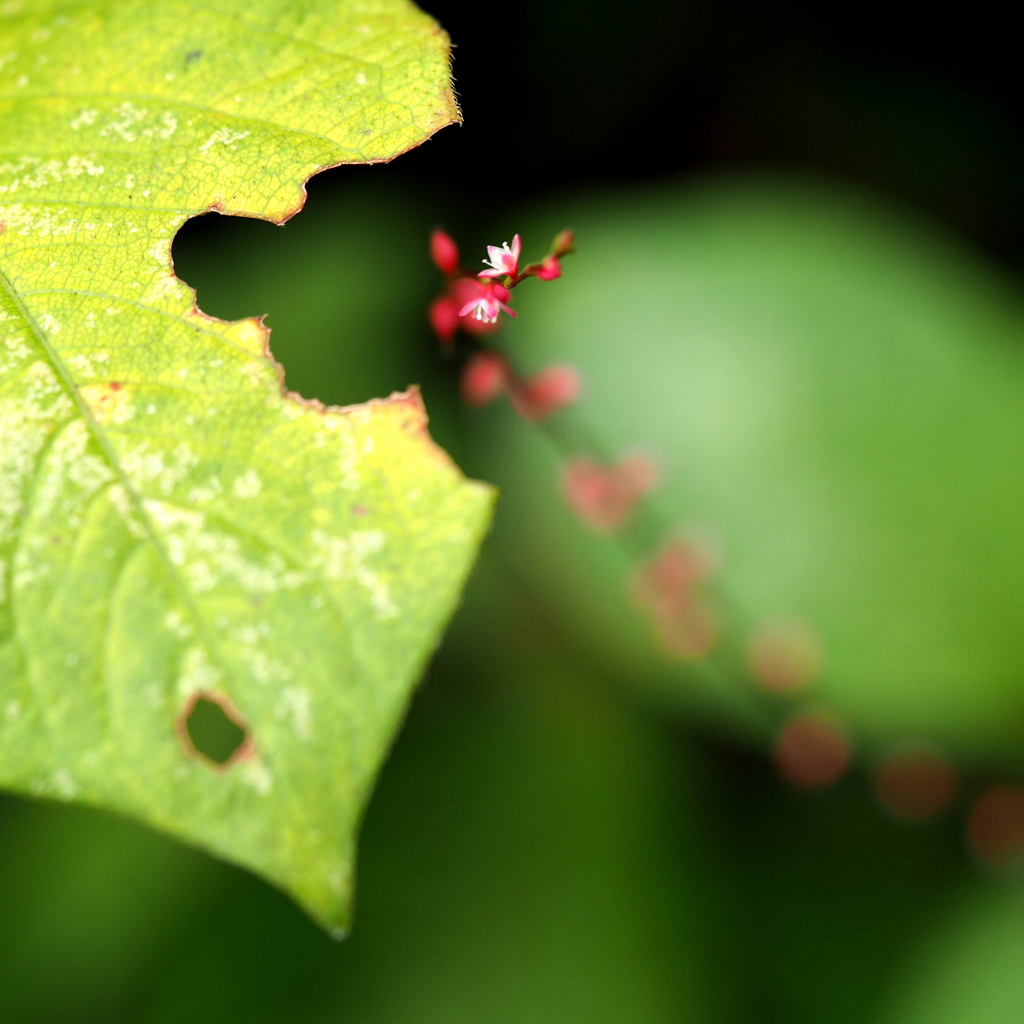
0, 0, 493, 933
484, 177, 1024, 757
879, 882, 1024, 1024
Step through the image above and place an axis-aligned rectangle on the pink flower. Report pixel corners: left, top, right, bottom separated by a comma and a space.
451, 278, 500, 336
459, 281, 516, 324
478, 234, 522, 279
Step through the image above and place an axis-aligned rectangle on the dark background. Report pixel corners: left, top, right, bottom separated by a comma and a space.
401, 0, 1024, 264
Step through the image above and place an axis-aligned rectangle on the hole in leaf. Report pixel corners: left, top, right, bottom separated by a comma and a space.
170, 175, 434, 410
181, 694, 250, 767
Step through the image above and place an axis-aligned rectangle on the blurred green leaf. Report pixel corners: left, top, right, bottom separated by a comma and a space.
0, 0, 492, 931
0, 795, 222, 1021
483, 176, 1024, 754
879, 881, 1024, 1024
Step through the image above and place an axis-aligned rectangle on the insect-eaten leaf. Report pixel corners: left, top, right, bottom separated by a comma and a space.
0, 0, 493, 933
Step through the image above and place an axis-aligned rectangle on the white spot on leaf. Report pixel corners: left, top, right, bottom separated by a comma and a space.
198, 128, 250, 155
277, 686, 312, 739
311, 528, 398, 619
232, 469, 261, 499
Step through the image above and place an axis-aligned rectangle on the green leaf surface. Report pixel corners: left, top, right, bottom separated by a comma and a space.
484, 177, 1024, 756
0, 0, 493, 932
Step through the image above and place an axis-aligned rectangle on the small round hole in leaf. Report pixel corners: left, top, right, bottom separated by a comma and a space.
182, 695, 249, 767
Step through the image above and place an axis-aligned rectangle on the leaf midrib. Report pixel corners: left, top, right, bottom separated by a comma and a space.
0, 258, 242, 701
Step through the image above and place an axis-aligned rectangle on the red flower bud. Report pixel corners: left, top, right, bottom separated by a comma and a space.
562, 454, 657, 533
430, 229, 460, 275
428, 295, 460, 344
631, 539, 720, 660
967, 784, 1024, 869
774, 712, 851, 790
747, 617, 822, 695
461, 350, 510, 406
633, 541, 712, 620
551, 229, 575, 258
509, 364, 581, 421
535, 255, 562, 281
872, 743, 958, 823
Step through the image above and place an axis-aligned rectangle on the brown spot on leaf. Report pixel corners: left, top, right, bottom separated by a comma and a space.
80, 381, 132, 424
